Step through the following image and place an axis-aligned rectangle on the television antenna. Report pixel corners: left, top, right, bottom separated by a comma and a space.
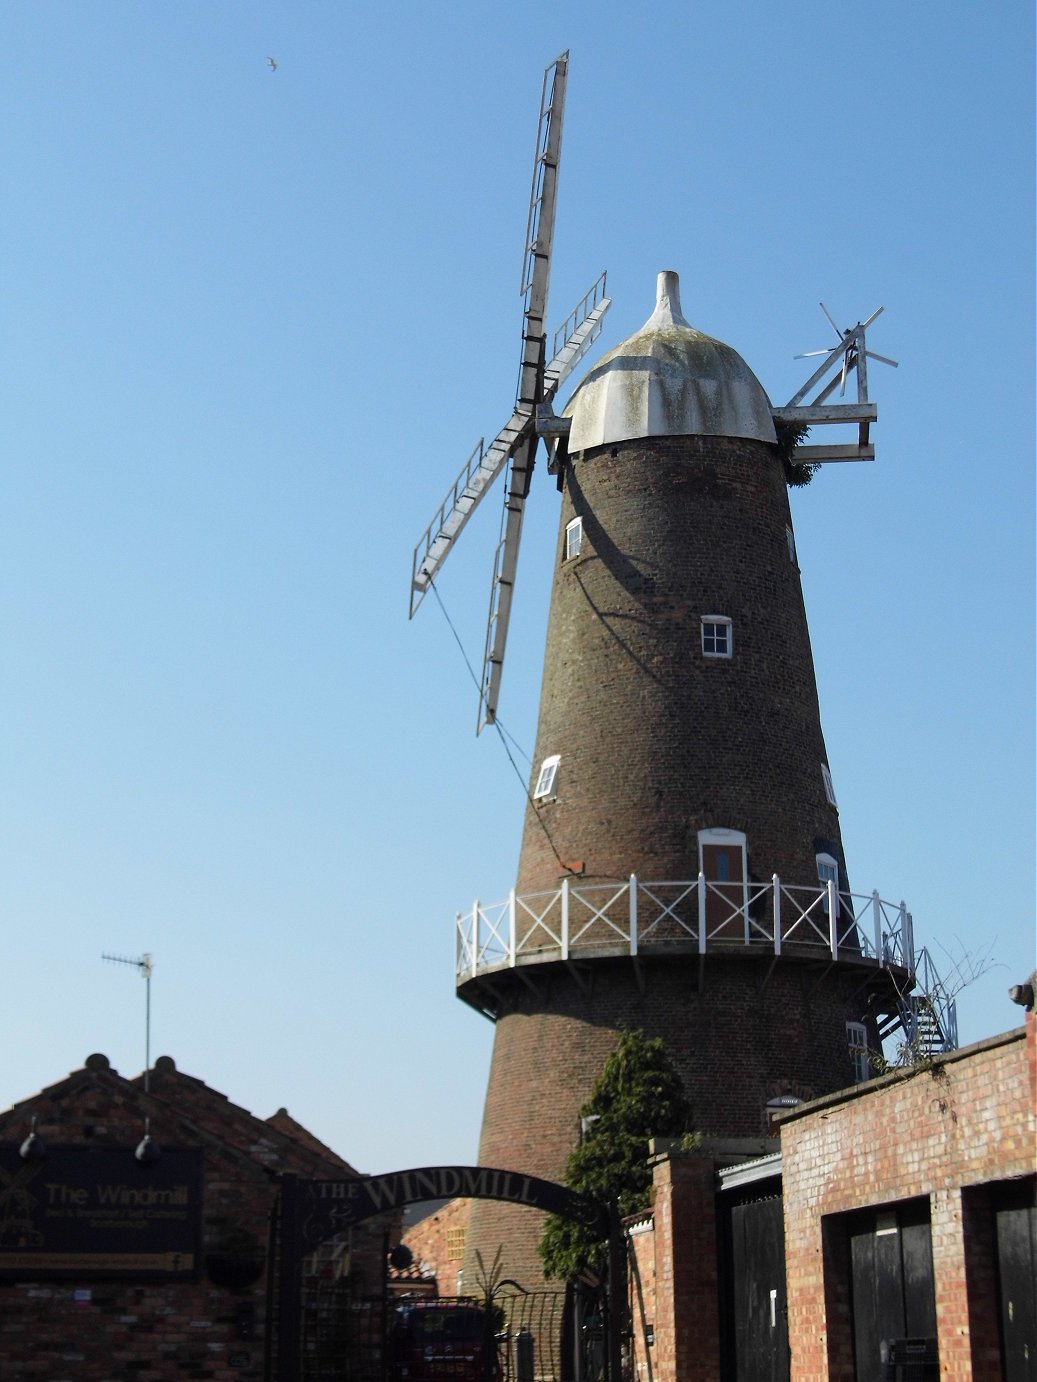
409, 52, 611, 732
102, 951, 154, 1092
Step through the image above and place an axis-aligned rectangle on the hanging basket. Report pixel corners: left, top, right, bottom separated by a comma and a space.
205, 1252, 265, 1289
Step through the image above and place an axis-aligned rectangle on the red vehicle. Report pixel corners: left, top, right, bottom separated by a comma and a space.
390, 1299, 501, 1382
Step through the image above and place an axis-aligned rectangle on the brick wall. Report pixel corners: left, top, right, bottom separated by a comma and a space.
647, 1154, 722, 1382
780, 1017, 1036, 1380
626, 1213, 656, 1382
401, 1197, 472, 1296
518, 435, 846, 896
0, 1054, 387, 1381
467, 954, 885, 1293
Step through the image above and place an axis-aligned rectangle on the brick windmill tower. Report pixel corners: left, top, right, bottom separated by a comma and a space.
411, 56, 919, 1292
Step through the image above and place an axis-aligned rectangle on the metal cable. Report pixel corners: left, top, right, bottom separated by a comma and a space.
428, 578, 569, 873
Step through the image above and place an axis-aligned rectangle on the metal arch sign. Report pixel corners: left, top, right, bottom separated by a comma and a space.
274, 1165, 617, 1382
290, 1165, 610, 1250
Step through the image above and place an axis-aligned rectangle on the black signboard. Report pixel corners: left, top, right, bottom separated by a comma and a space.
0, 1144, 202, 1279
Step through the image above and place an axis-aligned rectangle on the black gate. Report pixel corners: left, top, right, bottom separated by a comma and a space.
294, 1287, 578, 1382
267, 1167, 621, 1382
301, 1284, 385, 1382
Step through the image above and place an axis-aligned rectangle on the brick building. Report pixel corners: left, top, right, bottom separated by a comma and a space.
621, 1008, 1036, 1382
401, 1197, 472, 1297
0, 1053, 390, 1381
780, 1012, 1036, 1381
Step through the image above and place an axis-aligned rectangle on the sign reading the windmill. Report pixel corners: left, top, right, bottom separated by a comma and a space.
0, 1145, 202, 1279
289, 1165, 608, 1251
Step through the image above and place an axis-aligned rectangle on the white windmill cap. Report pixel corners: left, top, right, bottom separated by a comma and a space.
564, 270, 777, 450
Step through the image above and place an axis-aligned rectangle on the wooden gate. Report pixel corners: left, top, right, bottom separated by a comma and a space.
719, 1191, 789, 1382
995, 1177, 1037, 1382
847, 1199, 937, 1382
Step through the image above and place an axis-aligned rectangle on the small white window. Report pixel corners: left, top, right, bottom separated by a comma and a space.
701, 616, 732, 658
846, 1021, 870, 1082
786, 525, 797, 564
565, 518, 583, 560
816, 852, 838, 915
533, 754, 560, 799
821, 764, 837, 807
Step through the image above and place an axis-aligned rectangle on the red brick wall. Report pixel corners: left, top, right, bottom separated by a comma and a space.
467, 956, 884, 1292
780, 1020, 1036, 1381
402, 1197, 472, 1296
0, 1054, 386, 1381
648, 1154, 721, 1382
626, 1213, 657, 1382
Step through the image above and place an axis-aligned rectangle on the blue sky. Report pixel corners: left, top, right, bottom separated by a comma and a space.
1, 1, 1033, 1173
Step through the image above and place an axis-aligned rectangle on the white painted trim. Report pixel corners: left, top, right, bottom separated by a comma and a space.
533, 753, 560, 799
846, 1020, 870, 1082
697, 828, 749, 935
821, 763, 838, 807
701, 615, 733, 658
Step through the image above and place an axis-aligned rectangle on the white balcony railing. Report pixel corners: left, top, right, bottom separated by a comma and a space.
455, 873, 915, 984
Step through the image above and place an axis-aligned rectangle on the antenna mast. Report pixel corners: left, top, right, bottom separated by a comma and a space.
102, 951, 154, 1092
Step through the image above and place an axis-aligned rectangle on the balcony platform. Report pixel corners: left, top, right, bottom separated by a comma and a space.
455, 873, 917, 1020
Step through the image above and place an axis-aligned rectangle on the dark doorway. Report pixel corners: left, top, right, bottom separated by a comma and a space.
728, 1194, 789, 1382
717, 1182, 788, 1382
847, 1199, 937, 1382
995, 1177, 1037, 1382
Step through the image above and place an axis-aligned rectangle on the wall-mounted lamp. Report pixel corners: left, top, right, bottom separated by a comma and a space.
19, 1116, 46, 1161
579, 1114, 601, 1143
134, 1117, 161, 1165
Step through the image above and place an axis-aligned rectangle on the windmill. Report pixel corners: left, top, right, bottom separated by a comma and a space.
408, 52, 611, 732
406, 49, 952, 1312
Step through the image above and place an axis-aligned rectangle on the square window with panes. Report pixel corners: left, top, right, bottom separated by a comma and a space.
701, 617, 732, 658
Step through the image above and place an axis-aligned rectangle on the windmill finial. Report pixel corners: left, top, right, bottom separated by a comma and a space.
648, 269, 690, 329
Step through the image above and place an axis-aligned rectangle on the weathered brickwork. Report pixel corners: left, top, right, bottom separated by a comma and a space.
467, 956, 881, 1292
401, 1197, 472, 1296
518, 436, 845, 895
626, 1213, 656, 1382
644, 1154, 722, 1382
0, 1054, 387, 1381
780, 1017, 1036, 1381
466, 432, 898, 1293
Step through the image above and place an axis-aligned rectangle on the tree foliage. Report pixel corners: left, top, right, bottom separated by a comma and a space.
773, 416, 816, 487
538, 1029, 694, 1282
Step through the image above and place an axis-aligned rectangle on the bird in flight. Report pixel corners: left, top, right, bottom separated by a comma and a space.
267, 57, 278, 72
